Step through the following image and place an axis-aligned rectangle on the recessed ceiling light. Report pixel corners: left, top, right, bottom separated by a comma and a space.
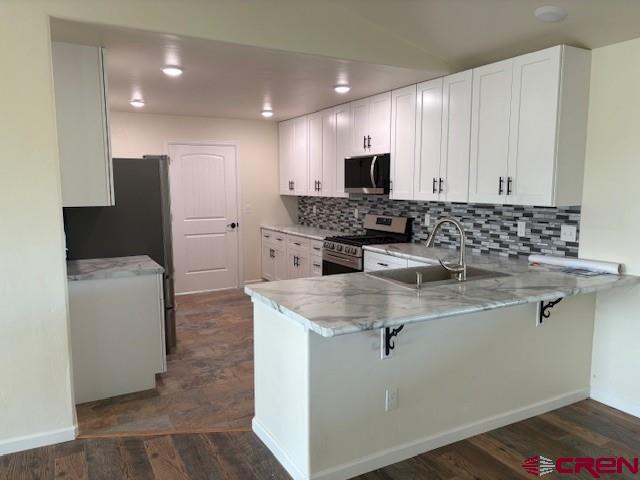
261, 109, 274, 118
130, 98, 145, 108
534, 5, 568, 23
162, 65, 183, 77
334, 84, 351, 94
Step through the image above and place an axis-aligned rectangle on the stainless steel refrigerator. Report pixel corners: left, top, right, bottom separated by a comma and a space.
63, 155, 176, 352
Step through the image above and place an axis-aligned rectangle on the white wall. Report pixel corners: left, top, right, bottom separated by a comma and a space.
580, 36, 640, 417
110, 111, 296, 283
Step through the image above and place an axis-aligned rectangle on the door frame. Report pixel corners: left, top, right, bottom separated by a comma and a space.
166, 140, 243, 293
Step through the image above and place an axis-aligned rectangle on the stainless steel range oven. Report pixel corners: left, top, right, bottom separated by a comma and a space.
322, 215, 411, 275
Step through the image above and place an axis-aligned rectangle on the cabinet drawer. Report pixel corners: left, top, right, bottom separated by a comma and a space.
287, 235, 310, 251
364, 251, 408, 272
310, 257, 323, 276
262, 229, 285, 244
310, 240, 324, 256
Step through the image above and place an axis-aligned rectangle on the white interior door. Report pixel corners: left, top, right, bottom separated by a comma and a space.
168, 143, 240, 294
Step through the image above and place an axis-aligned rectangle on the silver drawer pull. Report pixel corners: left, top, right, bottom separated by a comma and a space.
377, 262, 389, 267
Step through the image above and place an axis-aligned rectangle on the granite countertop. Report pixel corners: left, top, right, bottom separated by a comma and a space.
245, 244, 640, 338
261, 224, 342, 241
67, 255, 164, 281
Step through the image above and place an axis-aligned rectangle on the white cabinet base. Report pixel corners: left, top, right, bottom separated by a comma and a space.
68, 273, 166, 404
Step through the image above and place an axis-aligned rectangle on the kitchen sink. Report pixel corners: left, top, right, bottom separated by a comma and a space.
367, 264, 509, 289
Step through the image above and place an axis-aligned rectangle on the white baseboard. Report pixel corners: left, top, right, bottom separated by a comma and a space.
254, 389, 588, 480
243, 279, 264, 286
590, 389, 640, 419
0, 424, 77, 456
253, 418, 307, 480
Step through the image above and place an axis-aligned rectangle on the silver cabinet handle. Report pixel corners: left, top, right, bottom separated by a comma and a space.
498, 177, 504, 195
432, 178, 437, 194
363, 135, 367, 150
439, 178, 444, 193
377, 262, 389, 267
367, 135, 371, 149
369, 155, 378, 188
507, 177, 513, 195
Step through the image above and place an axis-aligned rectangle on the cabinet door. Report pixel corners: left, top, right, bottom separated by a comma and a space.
350, 98, 370, 156
291, 116, 309, 195
363, 252, 408, 272
261, 241, 275, 281
287, 250, 311, 279
278, 119, 295, 195
507, 47, 562, 206
273, 245, 288, 280
414, 78, 443, 201
441, 70, 472, 203
335, 104, 350, 197
368, 91, 392, 154
469, 59, 513, 204
321, 107, 337, 197
308, 111, 323, 196
52, 42, 114, 207
390, 85, 417, 200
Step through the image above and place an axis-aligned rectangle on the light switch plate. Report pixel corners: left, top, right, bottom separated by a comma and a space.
517, 221, 527, 237
561, 225, 577, 242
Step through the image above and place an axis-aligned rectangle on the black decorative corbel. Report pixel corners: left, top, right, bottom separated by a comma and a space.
383, 325, 405, 357
538, 298, 563, 325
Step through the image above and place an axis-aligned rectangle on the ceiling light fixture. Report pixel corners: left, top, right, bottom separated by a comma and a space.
261, 109, 274, 118
162, 65, 183, 77
334, 84, 351, 94
130, 98, 145, 108
534, 5, 568, 23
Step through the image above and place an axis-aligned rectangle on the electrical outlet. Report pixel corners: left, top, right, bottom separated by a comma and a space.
385, 388, 398, 412
424, 214, 431, 226
517, 221, 527, 237
312, 205, 317, 214
354, 207, 359, 219
561, 224, 577, 242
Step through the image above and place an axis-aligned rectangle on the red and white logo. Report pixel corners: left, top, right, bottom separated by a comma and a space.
522, 456, 555, 476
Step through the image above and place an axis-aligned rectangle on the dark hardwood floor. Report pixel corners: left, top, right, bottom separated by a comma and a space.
3, 400, 640, 479
4, 289, 640, 479
76, 290, 255, 435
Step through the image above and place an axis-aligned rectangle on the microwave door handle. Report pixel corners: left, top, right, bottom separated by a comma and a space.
369, 155, 378, 188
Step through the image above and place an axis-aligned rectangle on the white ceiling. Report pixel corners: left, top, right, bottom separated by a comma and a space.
337, 0, 640, 69
51, 1, 640, 121
50, 20, 443, 121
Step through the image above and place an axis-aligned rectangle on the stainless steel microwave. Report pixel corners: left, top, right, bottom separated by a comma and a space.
344, 153, 390, 194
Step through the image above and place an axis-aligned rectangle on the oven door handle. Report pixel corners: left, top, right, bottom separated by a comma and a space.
323, 251, 361, 270
369, 155, 378, 189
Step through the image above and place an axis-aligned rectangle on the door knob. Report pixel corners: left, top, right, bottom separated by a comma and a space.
227, 222, 237, 229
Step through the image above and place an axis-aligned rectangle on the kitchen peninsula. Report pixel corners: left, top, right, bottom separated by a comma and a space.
245, 246, 639, 480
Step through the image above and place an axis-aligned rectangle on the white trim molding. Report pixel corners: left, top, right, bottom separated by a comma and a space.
253, 418, 307, 480
0, 425, 77, 456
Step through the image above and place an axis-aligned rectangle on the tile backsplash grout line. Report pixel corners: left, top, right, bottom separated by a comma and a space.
297, 196, 580, 258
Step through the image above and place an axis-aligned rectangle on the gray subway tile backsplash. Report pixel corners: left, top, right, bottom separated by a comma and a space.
298, 196, 580, 258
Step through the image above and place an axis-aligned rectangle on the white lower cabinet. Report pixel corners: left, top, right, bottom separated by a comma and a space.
261, 230, 323, 280
68, 272, 166, 404
364, 251, 408, 272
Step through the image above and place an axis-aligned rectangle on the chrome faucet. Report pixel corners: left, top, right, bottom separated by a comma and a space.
424, 217, 467, 281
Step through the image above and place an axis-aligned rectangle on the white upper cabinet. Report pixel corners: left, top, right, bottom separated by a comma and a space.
469, 58, 514, 205
390, 85, 417, 200
413, 72, 472, 203
308, 106, 348, 198
308, 111, 323, 196
470, 46, 591, 206
413, 78, 443, 201
349, 92, 391, 156
279, 116, 308, 195
334, 104, 350, 198
440, 70, 472, 202
52, 42, 114, 207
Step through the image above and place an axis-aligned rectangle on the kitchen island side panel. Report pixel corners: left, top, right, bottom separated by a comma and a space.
307, 294, 596, 478
252, 300, 311, 480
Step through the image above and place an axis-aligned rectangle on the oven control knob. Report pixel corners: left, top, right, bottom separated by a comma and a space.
336, 245, 343, 252
346, 247, 353, 254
